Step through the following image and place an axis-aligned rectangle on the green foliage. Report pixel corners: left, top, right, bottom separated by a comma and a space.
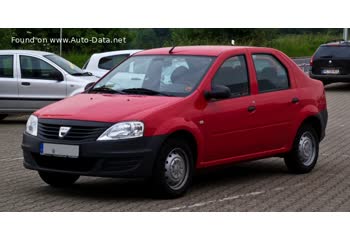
0, 28, 344, 66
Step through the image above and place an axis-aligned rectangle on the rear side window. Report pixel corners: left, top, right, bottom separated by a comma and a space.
0, 55, 14, 78
314, 46, 350, 58
98, 54, 130, 70
253, 54, 289, 93
20, 55, 63, 80
212, 55, 249, 97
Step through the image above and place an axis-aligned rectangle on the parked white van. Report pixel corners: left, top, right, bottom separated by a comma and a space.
0, 50, 98, 120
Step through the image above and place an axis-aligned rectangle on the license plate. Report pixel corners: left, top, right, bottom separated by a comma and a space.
321, 69, 340, 75
40, 143, 79, 158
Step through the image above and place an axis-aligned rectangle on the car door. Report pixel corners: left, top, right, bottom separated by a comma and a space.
202, 54, 259, 162
0, 54, 18, 111
18, 55, 66, 110
249, 52, 301, 152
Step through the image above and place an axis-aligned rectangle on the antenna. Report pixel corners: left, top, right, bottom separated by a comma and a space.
169, 46, 176, 53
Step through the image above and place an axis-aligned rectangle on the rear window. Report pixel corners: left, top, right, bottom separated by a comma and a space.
314, 46, 350, 58
0, 55, 13, 78
98, 54, 130, 70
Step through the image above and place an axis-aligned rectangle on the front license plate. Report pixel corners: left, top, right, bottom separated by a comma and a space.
40, 143, 79, 158
321, 68, 340, 75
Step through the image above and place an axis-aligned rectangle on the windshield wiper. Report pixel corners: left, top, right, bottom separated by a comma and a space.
90, 86, 124, 94
121, 88, 173, 96
71, 72, 92, 76
320, 55, 333, 58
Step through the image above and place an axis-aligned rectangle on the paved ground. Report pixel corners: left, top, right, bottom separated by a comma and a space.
0, 83, 349, 212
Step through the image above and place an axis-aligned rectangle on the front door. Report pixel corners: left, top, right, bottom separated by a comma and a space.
202, 54, 258, 162
18, 55, 66, 111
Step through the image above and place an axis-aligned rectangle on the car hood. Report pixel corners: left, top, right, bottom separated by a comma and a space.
35, 93, 183, 123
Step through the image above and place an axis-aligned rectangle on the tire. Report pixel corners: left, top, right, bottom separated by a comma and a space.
39, 171, 80, 188
152, 138, 194, 198
0, 114, 8, 120
284, 124, 319, 174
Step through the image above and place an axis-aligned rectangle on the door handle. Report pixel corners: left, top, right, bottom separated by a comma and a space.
291, 97, 300, 104
247, 105, 256, 112
21, 82, 31, 86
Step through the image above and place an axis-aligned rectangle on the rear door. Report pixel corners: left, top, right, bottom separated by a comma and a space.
18, 55, 66, 110
0, 54, 18, 111
248, 52, 301, 152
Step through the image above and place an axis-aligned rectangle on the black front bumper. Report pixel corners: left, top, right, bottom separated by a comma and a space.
22, 133, 167, 178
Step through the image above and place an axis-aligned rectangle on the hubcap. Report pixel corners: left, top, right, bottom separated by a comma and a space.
164, 148, 189, 190
298, 131, 316, 166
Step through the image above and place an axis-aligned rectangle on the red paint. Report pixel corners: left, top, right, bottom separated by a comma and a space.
35, 46, 327, 169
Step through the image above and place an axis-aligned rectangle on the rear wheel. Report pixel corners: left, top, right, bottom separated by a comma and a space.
39, 171, 80, 188
0, 114, 8, 120
284, 124, 319, 173
152, 138, 194, 198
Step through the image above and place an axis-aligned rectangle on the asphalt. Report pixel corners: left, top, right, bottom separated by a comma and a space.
0, 82, 349, 212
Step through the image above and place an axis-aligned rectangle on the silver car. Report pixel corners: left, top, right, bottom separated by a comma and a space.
0, 50, 98, 120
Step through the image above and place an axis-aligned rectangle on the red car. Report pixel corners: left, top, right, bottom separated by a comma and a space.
22, 46, 328, 198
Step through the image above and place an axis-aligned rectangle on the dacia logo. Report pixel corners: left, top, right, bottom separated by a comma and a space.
59, 126, 71, 138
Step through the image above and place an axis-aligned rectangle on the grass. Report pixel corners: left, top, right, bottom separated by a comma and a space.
63, 52, 91, 68
263, 33, 342, 57
62, 33, 343, 67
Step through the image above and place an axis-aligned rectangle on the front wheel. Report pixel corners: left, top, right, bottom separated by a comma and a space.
39, 171, 80, 188
284, 124, 319, 173
152, 138, 194, 198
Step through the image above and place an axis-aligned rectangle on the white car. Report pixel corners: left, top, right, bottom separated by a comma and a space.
82, 50, 143, 78
0, 50, 98, 119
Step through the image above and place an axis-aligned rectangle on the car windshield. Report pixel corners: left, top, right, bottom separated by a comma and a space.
91, 55, 215, 97
315, 46, 350, 58
44, 54, 86, 75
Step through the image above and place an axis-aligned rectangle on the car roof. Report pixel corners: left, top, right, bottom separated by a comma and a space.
134, 45, 269, 57
92, 49, 143, 58
0, 50, 54, 56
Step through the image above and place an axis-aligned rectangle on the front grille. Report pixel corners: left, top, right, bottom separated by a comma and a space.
37, 119, 111, 141
33, 154, 98, 172
32, 154, 142, 173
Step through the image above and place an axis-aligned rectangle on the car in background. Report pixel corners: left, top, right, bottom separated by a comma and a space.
0, 50, 98, 120
82, 50, 142, 78
22, 46, 327, 198
309, 40, 350, 85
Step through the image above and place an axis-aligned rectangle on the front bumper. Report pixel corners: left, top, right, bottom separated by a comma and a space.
310, 73, 350, 83
22, 133, 167, 178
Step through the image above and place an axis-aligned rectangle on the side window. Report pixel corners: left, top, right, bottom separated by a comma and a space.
253, 54, 289, 93
98, 54, 130, 70
20, 56, 63, 81
212, 55, 249, 97
0, 55, 14, 78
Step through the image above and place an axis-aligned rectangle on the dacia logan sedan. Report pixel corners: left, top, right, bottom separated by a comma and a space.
22, 46, 328, 198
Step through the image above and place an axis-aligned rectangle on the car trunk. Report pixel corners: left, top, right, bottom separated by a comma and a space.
312, 46, 350, 75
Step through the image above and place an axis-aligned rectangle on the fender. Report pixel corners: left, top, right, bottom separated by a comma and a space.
152, 117, 205, 167
288, 103, 322, 149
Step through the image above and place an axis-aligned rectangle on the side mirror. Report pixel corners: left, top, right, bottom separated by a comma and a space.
50, 71, 64, 81
204, 85, 231, 100
84, 82, 95, 91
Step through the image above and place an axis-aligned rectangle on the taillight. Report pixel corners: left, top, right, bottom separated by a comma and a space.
310, 55, 314, 66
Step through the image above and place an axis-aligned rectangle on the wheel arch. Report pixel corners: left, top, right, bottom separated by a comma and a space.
163, 129, 199, 167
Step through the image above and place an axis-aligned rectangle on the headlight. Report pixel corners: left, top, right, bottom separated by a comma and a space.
97, 121, 144, 141
26, 115, 38, 136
